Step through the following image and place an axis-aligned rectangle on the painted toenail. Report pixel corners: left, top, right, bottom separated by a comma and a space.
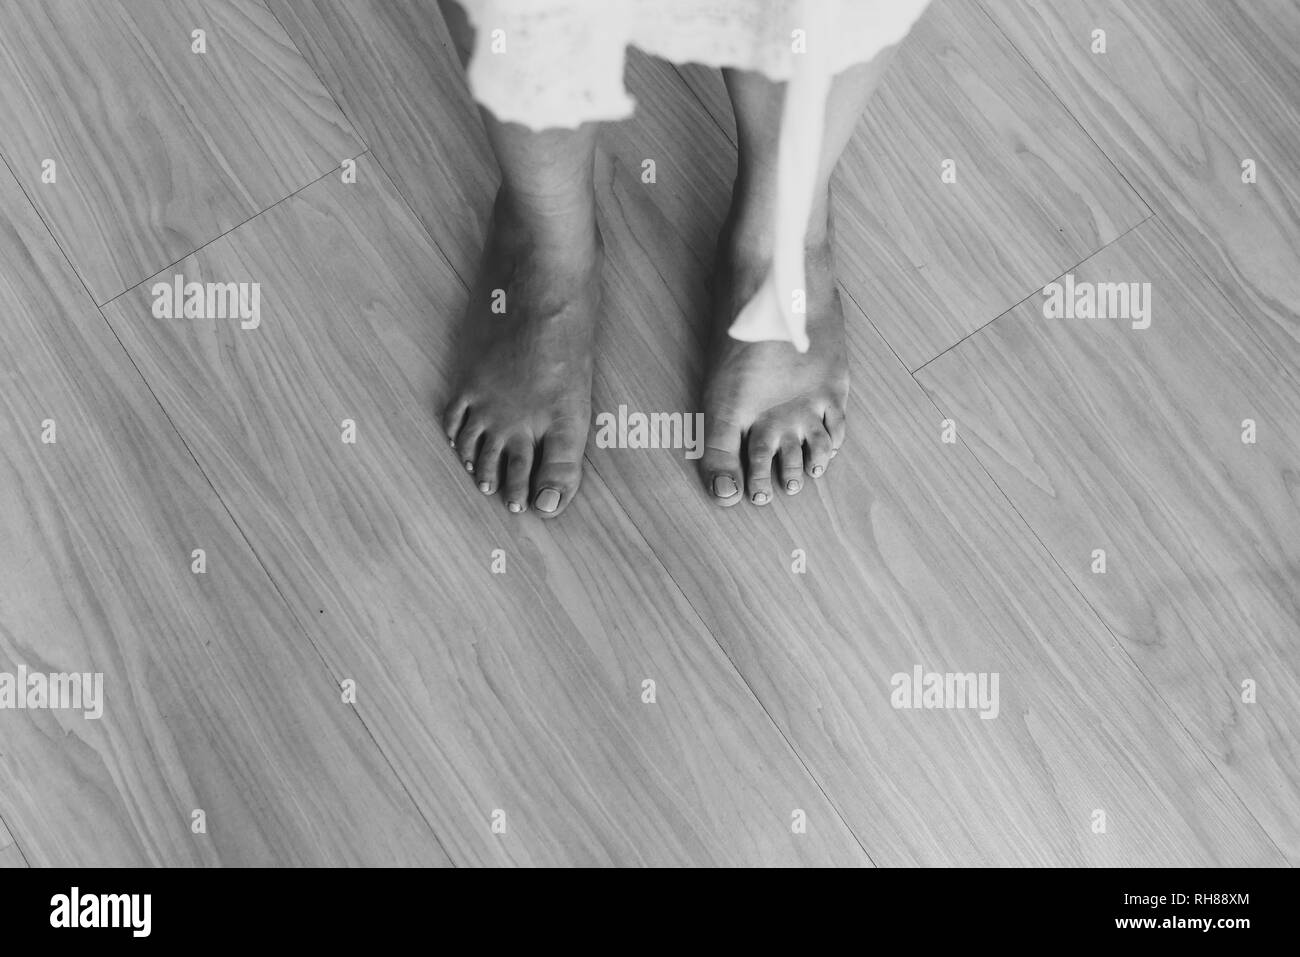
508, 501, 524, 513
786, 480, 801, 494
478, 481, 492, 494
811, 465, 825, 477
752, 491, 770, 505
713, 475, 739, 498
535, 487, 561, 513
464, 461, 474, 473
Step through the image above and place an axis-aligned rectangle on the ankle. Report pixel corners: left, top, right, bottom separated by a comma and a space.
493, 186, 601, 269
498, 180, 595, 231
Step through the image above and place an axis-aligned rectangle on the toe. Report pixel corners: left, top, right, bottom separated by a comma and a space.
454, 417, 486, 474
474, 435, 506, 495
745, 430, 777, 506
443, 396, 470, 446
804, 426, 832, 478
779, 435, 803, 494
532, 428, 585, 518
824, 404, 847, 455
502, 438, 534, 514
700, 414, 744, 508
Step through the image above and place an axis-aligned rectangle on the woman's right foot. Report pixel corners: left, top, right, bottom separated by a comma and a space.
442, 190, 602, 518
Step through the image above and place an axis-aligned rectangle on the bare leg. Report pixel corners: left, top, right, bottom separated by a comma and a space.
700, 50, 896, 506
439, 0, 602, 517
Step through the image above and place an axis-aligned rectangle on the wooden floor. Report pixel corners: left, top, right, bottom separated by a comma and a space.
0, 0, 1294, 865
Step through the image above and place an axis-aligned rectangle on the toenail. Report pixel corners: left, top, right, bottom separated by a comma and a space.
449, 439, 456, 448
752, 490, 770, 505
811, 464, 825, 477
786, 480, 801, 494
712, 475, 739, 498
464, 461, 474, 473
535, 487, 561, 513
830, 449, 838, 458
508, 501, 524, 513
478, 481, 492, 494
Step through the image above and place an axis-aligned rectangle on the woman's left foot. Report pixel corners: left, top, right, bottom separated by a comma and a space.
699, 224, 849, 507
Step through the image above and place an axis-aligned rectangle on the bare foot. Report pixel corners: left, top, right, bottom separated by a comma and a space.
442, 191, 602, 517
700, 219, 848, 507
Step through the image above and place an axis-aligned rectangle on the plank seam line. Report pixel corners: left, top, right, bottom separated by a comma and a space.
0, 814, 32, 868
909, 212, 1155, 377
97, 153, 368, 309
670, 63, 739, 149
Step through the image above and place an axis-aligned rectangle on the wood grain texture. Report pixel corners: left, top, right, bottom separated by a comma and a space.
918, 218, 1300, 860
0, 0, 363, 303
101, 154, 869, 867
5, 0, 1281, 866
676, 0, 1151, 371
270, 4, 1281, 863
0, 161, 446, 867
980, 0, 1300, 369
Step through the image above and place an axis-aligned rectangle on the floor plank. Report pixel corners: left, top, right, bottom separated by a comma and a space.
100, 154, 870, 867
0, 161, 446, 866
980, 0, 1300, 369
0, 0, 362, 303
675, 0, 1151, 371
918, 217, 1300, 861
271, 3, 1280, 864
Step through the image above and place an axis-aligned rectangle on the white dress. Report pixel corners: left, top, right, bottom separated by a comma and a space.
456, 0, 933, 351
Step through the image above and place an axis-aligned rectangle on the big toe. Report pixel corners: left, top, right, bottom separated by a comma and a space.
531, 426, 586, 518
700, 415, 744, 508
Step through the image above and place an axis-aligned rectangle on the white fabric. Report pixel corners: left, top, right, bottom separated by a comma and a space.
457, 0, 931, 351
